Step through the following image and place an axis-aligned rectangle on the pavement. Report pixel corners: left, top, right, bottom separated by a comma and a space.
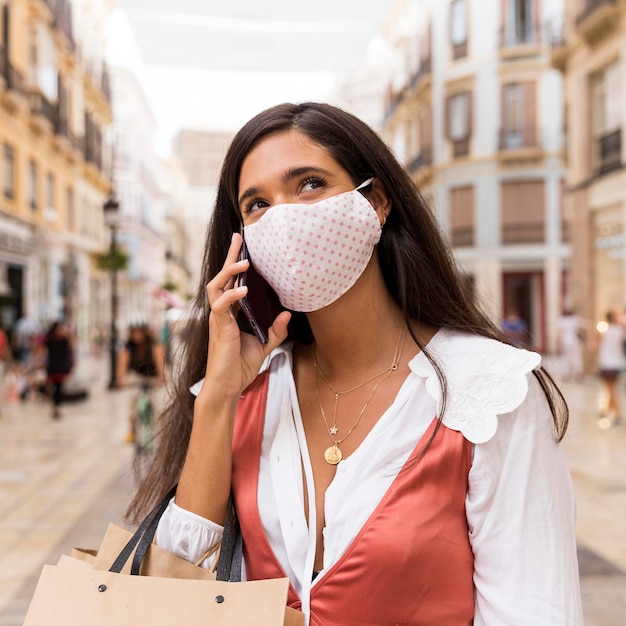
0, 353, 625, 625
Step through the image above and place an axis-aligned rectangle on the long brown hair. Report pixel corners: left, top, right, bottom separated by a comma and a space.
127, 102, 568, 523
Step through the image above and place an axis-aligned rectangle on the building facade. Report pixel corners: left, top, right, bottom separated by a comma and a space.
381, 0, 570, 353
0, 0, 114, 349
552, 0, 626, 331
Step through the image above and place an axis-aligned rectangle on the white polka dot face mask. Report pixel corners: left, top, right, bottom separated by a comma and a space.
242, 179, 381, 312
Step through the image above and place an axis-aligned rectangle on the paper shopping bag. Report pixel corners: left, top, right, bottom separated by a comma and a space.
90, 522, 217, 579
23, 561, 304, 626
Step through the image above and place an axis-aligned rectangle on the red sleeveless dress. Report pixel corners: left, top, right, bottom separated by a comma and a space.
232, 371, 475, 625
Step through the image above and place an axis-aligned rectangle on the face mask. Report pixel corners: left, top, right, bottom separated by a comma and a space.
243, 179, 381, 312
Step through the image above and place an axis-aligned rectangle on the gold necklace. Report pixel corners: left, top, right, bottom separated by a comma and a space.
313, 326, 406, 465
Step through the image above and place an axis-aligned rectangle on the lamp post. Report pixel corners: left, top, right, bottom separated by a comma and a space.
103, 194, 120, 389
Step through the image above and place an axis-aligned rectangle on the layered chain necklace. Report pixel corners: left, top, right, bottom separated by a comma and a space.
313, 326, 407, 465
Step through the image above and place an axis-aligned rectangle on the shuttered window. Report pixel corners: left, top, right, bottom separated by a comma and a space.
450, 185, 474, 247
501, 180, 545, 244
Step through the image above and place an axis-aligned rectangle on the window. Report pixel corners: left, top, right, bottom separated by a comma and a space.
66, 187, 74, 230
28, 160, 38, 210
592, 61, 622, 175
45, 173, 55, 219
450, 93, 469, 139
501, 180, 545, 244
450, 0, 468, 59
28, 23, 58, 101
3, 144, 14, 199
447, 91, 472, 157
503, 0, 535, 46
500, 82, 537, 149
450, 185, 474, 247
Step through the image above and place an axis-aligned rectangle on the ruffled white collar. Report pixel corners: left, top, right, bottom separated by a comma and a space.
190, 328, 541, 445
409, 328, 541, 443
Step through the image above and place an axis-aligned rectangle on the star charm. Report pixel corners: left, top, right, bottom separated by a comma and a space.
329, 426, 339, 435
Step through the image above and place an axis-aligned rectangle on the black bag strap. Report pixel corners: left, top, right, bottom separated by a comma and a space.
109, 485, 243, 580
215, 499, 242, 582
109, 484, 177, 574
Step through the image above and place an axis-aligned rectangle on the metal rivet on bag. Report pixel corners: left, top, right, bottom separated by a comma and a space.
215, 595, 224, 604
98, 584, 107, 592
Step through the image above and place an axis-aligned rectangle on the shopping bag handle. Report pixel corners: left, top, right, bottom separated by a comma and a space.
109, 484, 177, 575
109, 485, 242, 581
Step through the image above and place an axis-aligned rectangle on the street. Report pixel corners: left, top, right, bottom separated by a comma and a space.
0, 353, 625, 625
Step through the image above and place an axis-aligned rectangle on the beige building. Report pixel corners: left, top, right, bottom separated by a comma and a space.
0, 0, 113, 347
382, 0, 570, 353
553, 0, 626, 329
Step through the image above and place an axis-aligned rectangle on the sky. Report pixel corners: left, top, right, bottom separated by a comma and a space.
106, 2, 392, 156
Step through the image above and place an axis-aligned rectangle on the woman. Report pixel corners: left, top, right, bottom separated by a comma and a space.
129, 103, 582, 624
44, 321, 73, 419
596, 310, 624, 427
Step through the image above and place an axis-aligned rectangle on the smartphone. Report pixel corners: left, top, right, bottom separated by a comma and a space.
237, 237, 269, 344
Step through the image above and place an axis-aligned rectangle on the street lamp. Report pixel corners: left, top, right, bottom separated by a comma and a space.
103, 194, 120, 389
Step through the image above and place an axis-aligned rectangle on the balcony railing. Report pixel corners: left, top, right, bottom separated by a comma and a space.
28, 89, 57, 127
451, 226, 474, 248
576, 0, 617, 27
502, 222, 545, 244
452, 136, 470, 158
409, 57, 432, 90
407, 147, 433, 174
0, 45, 26, 96
596, 128, 622, 176
498, 126, 540, 151
499, 23, 540, 48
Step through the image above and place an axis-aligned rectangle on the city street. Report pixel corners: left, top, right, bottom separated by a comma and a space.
0, 354, 625, 625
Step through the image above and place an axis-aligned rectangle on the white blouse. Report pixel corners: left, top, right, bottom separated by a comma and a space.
156, 328, 583, 625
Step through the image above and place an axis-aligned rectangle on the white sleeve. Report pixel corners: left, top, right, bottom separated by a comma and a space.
466, 376, 584, 625
155, 498, 224, 569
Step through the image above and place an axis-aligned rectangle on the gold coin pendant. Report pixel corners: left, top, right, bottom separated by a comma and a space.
324, 444, 342, 465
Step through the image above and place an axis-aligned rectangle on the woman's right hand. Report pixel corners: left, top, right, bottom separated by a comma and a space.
197, 232, 291, 406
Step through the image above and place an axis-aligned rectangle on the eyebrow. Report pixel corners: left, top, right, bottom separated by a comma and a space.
237, 166, 335, 208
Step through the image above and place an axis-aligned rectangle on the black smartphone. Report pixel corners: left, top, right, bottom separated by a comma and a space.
237, 237, 269, 344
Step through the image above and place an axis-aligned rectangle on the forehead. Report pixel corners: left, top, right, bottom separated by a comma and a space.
239, 129, 339, 188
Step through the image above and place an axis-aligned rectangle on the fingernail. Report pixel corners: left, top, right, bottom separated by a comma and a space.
235, 286, 247, 294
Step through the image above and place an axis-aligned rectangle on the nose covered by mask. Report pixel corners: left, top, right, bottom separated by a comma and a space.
242, 179, 381, 313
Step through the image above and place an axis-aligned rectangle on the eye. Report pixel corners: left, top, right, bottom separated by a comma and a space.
243, 198, 269, 215
300, 176, 328, 193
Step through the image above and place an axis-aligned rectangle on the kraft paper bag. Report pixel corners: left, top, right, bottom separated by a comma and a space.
91, 522, 217, 580
24, 561, 304, 626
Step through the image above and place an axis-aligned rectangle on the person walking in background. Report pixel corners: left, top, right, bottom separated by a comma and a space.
0, 327, 13, 414
118, 322, 165, 443
596, 310, 624, 428
126, 102, 582, 624
501, 308, 528, 347
557, 308, 584, 382
44, 321, 74, 419
11, 311, 41, 372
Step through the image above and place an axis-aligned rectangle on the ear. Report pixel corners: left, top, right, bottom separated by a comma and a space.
367, 178, 392, 227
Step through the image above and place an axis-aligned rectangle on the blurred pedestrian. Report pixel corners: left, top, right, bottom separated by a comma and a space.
557, 308, 584, 382
118, 322, 165, 442
502, 309, 528, 347
596, 310, 624, 428
44, 321, 74, 419
11, 311, 41, 372
0, 327, 13, 414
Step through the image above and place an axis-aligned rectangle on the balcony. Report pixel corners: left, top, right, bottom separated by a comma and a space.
546, 19, 568, 71
408, 56, 432, 92
407, 148, 433, 174
575, 0, 619, 45
0, 45, 26, 97
499, 24, 541, 58
498, 126, 543, 163
451, 225, 474, 248
502, 221, 545, 244
28, 89, 57, 129
452, 136, 470, 159
595, 128, 622, 176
